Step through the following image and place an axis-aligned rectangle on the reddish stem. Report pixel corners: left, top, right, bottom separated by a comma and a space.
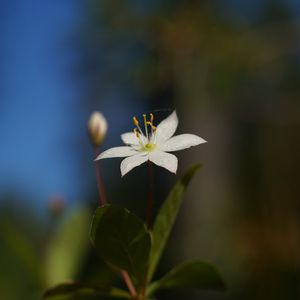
146, 161, 154, 229
121, 270, 137, 298
93, 149, 140, 297
94, 148, 107, 206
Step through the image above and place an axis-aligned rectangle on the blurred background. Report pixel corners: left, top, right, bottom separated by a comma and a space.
1, 0, 300, 299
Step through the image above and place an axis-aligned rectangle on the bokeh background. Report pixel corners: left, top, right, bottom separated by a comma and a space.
1, 0, 300, 299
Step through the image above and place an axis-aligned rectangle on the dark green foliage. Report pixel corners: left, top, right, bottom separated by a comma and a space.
44, 165, 225, 299
90, 205, 151, 287
148, 164, 202, 280
148, 260, 225, 296
43, 281, 130, 299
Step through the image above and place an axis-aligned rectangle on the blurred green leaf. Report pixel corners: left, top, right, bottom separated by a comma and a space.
44, 206, 91, 286
90, 204, 151, 287
0, 220, 43, 286
148, 164, 201, 281
147, 260, 225, 296
43, 281, 130, 299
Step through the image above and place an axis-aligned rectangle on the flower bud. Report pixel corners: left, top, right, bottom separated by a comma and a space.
48, 195, 65, 219
87, 111, 107, 147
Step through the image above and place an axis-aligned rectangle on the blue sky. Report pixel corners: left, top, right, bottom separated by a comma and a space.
0, 0, 84, 208
0, 0, 145, 210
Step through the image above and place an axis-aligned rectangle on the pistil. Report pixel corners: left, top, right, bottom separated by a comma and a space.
143, 114, 149, 141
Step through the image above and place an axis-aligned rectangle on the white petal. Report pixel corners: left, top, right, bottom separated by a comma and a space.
155, 111, 178, 142
120, 154, 148, 176
95, 146, 138, 160
149, 150, 178, 174
121, 132, 140, 145
159, 134, 207, 152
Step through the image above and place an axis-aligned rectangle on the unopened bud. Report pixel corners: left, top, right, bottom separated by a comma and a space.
88, 111, 107, 147
48, 195, 65, 219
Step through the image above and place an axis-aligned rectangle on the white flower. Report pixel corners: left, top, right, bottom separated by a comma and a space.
95, 111, 207, 177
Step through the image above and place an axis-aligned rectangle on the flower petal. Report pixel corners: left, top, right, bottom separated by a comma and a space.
159, 134, 207, 152
120, 153, 148, 177
155, 111, 178, 142
95, 146, 138, 160
149, 150, 178, 174
121, 132, 140, 145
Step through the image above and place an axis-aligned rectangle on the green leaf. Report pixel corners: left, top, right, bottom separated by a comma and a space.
1, 220, 43, 286
43, 281, 131, 299
147, 260, 225, 296
44, 206, 91, 286
148, 164, 201, 280
90, 204, 151, 287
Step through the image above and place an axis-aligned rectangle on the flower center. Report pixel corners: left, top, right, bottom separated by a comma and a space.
132, 113, 157, 150
143, 143, 156, 151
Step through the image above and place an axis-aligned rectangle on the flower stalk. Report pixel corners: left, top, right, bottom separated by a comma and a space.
87, 111, 108, 206
120, 270, 137, 298
146, 161, 154, 229
94, 148, 107, 206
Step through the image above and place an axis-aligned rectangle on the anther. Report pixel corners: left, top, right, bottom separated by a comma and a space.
150, 113, 154, 122
133, 117, 139, 126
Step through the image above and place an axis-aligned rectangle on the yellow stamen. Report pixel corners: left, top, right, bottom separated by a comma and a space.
134, 128, 140, 137
133, 117, 139, 126
146, 122, 156, 132
146, 114, 156, 138
131, 113, 156, 146
150, 113, 154, 122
